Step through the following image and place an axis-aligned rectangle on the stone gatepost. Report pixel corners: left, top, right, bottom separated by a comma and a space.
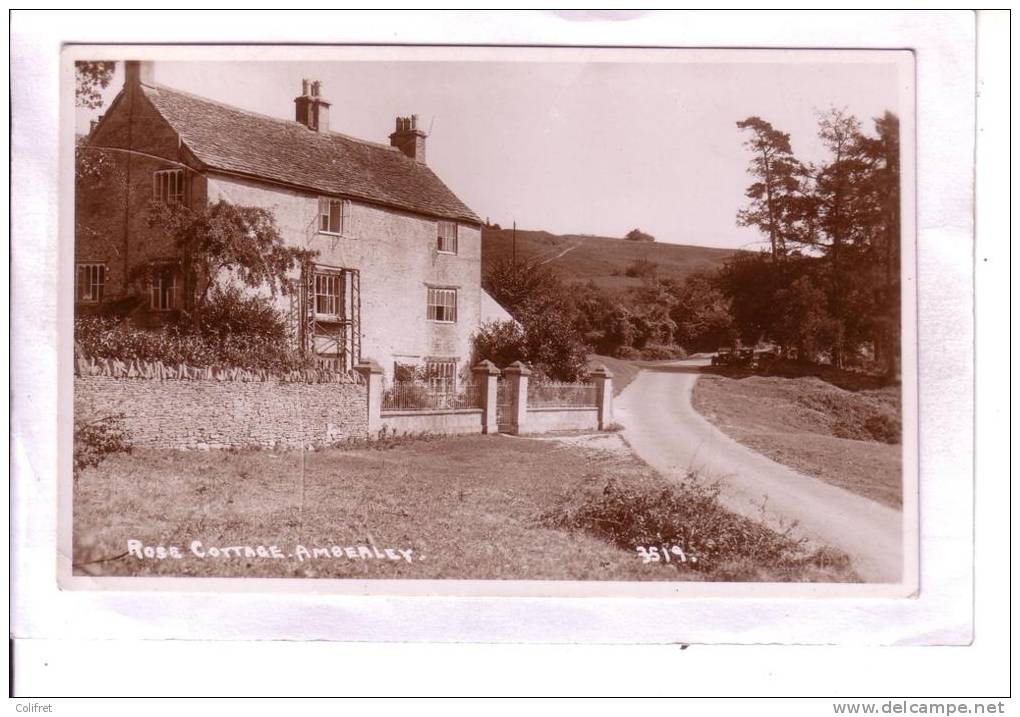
354, 359, 384, 436
472, 360, 501, 434
589, 365, 614, 430
502, 361, 531, 435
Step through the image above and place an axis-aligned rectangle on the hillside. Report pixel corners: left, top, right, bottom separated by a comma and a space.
481, 228, 734, 293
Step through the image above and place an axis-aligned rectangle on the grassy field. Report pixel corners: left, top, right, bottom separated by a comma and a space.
73, 434, 857, 582
482, 227, 733, 294
691, 373, 903, 509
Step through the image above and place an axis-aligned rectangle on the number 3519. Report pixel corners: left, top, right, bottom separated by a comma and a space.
635, 545, 696, 564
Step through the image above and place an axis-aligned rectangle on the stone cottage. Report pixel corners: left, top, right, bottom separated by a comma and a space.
77, 61, 512, 386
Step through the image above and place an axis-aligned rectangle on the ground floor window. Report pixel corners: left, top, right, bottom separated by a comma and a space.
76, 263, 106, 303
425, 358, 458, 395
149, 265, 179, 312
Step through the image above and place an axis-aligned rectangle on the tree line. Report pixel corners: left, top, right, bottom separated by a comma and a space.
732, 108, 900, 375
479, 107, 900, 381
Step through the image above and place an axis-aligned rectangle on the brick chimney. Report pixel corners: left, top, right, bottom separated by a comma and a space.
294, 79, 331, 132
124, 60, 155, 87
389, 115, 426, 163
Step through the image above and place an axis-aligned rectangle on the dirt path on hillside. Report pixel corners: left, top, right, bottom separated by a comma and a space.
538, 240, 583, 265
614, 358, 904, 583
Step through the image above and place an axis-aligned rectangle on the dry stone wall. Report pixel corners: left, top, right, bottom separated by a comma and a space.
75, 357, 368, 450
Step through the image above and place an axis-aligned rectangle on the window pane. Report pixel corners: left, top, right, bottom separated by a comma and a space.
437, 222, 458, 253
329, 201, 342, 233
314, 271, 344, 315
427, 288, 457, 322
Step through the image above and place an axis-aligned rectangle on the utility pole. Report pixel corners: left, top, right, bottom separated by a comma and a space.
512, 221, 516, 265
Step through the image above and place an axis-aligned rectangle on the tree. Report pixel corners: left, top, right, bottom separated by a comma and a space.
142, 199, 317, 328
717, 249, 836, 357
75, 61, 123, 206
772, 274, 838, 359
75, 142, 126, 244
730, 106, 901, 375
736, 116, 810, 261
471, 320, 528, 369
75, 61, 116, 110
482, 258, 589, 380
855, 111, 901, 377
624, 228, 656, 242
811, 107, 886, 369
664, 272, 736, 352
627, 282, 677, 348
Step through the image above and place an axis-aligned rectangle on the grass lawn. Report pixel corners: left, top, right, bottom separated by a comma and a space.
73, 434, 857, 582
691, 373, 902, 509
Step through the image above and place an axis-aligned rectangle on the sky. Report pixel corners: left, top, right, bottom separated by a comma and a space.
76, 53, 906, 250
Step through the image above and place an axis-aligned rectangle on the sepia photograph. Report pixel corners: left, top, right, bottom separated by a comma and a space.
66, 46, 915, 591
12, 7, 1004, 701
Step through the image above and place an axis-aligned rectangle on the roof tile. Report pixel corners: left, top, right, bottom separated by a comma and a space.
141, 83, 480, 224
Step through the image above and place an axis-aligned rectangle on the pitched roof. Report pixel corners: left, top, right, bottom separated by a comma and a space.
139, 83, 480, 224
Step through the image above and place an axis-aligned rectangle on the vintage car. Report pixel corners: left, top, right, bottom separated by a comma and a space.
712, 347, 756, 368
711, 347, 735, 366
735, 348, 756, 368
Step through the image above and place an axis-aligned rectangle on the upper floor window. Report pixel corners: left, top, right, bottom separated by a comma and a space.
314, 269, 345, 318
426, 287, 457, 323
437, 221, 458, 254
153, 169, 187, 205
149, 264, 180, 312
76, 263, 106, 303
319, 197, 351, 235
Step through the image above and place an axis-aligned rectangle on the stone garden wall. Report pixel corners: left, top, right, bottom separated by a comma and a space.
73, 357, 615, 450
75, 357, 367, 450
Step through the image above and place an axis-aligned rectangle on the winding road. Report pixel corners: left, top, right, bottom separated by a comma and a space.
614, 358, 903, 582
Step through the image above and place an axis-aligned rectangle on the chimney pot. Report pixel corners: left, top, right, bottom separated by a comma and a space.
294, 79, 330, 132
389, 114, 427, 164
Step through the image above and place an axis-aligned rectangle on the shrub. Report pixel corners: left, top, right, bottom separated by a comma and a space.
862, 413, 901, 444
612, 346, 641, 360
470, 320, 528, 370
624, 228, 656, 242
544, 474, 856, 580
74, 412, 131, 480
196, 286, 289, 344
624, 259, 658, 279
797, 389, 901, 445
638, 343, 687, 361
74, 314, 310, 374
